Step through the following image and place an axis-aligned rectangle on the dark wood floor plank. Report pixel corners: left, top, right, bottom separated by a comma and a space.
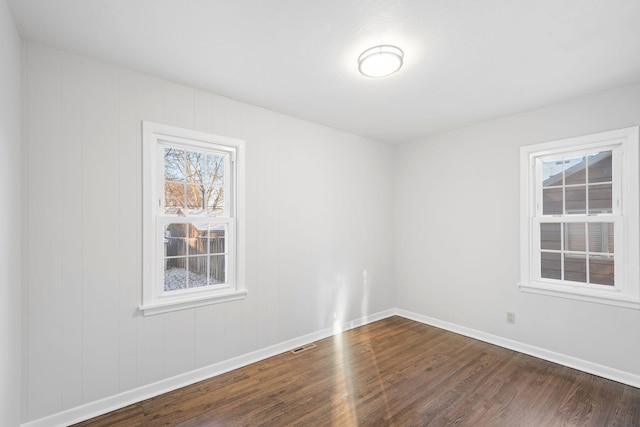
73, 316, 640, 426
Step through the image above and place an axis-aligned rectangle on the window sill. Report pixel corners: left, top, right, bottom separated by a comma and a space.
139, 289, 248, 316
519, 281, 640, 310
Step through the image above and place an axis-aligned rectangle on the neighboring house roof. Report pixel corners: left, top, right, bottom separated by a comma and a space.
543, 151, 611, 187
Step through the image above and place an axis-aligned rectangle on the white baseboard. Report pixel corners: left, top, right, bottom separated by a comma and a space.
21, 309, 395, 427
395, 308, 640, 389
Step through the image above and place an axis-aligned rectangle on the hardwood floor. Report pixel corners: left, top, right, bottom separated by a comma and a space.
74, 316, 640, 426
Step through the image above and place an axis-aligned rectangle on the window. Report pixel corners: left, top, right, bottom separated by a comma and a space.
140, 122, 246, 315
519, 127, 640, 309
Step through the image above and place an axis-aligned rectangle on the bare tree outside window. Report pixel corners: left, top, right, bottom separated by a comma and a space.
164, 148, 225, 216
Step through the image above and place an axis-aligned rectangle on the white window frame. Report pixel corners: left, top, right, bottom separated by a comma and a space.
519, 126, 640, 309
140, 121, 246, 316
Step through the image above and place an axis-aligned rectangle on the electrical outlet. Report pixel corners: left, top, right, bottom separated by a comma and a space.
506, 312, 516, 324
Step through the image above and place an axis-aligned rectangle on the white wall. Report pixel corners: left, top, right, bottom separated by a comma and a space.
22, 42, 395, 423
395, 82, 640, 378
0, 0, 22, 425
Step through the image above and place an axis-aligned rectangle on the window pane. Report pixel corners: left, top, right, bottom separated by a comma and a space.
588, 151, 612, 183
588, 184, 612, 214
164, 148, 185, 181
540, 223, 561, 250
185, 183, 207, 213
209, 254, 226, 284
164, 266, 187, 291
541, 252, 561, 280
186, 151, 206, 183
187, 223, 209, 256
206, 185, 225, 216
564, 155, 586, 185
543, 188, 563, 215
588, 223, 614, 254
206, 153, 225, 185
164, 224, 186, 257
542, 160, 563, 187
565, 186, 586, 214
564, 254, 587, 283
163, 223, 227, 291
164, 223, 187, 291
185, 185, 226, 216
205, 153, 225, 216
208, 224, 226, 254
164, 182, 185, 213
589, 255, 614, 286
187, 256, 209, 288
565, 223, 586, 252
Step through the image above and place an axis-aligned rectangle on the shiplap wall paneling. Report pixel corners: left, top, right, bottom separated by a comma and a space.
276, 119, 312, 339
81, 58, 120, 403
162, 80, 194, 129
117, 67, 140, 393
60, 51, 83, 410
26, 43, 63, 421
0, 1, 22, 425
245, 105, 281, 350
238, 102, 261, 355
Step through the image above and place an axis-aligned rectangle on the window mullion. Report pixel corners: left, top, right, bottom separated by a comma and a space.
613, 146, 622, 215
206, 224, 211, 287
585, 222, 590, 285
585, 154, 590, 214
562, 155, 566, 216
560, 223, 565, 281
534, 158, 542, 216
182, 150, 187, 215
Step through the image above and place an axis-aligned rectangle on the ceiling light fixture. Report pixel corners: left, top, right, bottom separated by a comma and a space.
358, 45, 404, 78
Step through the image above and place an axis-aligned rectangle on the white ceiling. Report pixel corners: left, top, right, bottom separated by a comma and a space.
8, 0, 640, 143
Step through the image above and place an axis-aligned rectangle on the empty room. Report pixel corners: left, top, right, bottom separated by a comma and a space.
2, 0, 640, 426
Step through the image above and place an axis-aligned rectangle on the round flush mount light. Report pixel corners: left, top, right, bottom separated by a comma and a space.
358, 45, 404, 78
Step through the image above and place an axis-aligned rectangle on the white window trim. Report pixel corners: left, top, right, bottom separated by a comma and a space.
140, 121, 247, 316
519, 126, 640, 309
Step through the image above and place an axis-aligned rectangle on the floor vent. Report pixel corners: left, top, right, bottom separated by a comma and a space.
291, 343, 317, 354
